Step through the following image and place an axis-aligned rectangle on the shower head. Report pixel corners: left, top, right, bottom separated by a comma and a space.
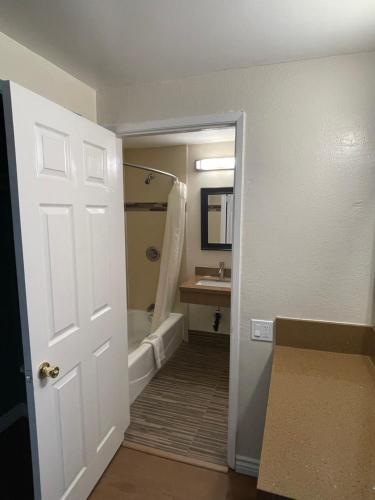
145, 173, 154, 184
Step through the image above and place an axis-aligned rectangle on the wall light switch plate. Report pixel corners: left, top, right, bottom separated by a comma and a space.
251, 319, 273, 342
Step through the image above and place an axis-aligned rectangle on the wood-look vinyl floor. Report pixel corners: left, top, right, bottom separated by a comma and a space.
89, 448, 258, 500
125, 331, 230, 466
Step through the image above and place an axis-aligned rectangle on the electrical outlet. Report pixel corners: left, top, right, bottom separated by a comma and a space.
251, 319, 273, 342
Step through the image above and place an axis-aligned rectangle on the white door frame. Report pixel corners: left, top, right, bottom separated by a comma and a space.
111, 111, 245, 469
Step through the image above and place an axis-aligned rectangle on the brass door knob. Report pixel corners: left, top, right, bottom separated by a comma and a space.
39, 362, 60, 379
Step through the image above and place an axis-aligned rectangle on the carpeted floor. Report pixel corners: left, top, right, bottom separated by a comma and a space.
125, 331, 230, 465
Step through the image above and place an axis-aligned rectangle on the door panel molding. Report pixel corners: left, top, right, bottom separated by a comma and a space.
3, 81, 129, 500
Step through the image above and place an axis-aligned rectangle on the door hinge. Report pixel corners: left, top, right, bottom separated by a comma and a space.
20, 365, 33, 383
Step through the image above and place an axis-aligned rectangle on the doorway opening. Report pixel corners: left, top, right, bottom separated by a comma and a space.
0, 93, 34, 499
117, 113, 244, 470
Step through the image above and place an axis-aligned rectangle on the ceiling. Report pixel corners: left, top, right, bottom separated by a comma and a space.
0, 0, 374, 89
124, 127, 235, 149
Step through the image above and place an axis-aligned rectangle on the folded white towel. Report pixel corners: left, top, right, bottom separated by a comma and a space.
142, 333, 165, 370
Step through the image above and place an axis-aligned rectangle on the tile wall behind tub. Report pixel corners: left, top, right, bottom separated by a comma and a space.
124, 145, 188, 312
126, 211, 166, 310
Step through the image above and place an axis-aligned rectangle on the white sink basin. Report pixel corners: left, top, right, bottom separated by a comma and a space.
195, 279, 231, 288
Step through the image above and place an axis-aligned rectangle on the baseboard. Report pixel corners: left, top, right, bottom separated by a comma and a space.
235, 454, 260, 477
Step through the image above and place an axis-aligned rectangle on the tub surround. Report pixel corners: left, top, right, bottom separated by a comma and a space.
127, 310, 184, 404
179, 266, 231, 307
257, 318, 375, 500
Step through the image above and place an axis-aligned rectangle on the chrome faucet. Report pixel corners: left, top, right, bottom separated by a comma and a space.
218, 261, 225, 280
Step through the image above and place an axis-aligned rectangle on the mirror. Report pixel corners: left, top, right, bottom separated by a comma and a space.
201, 187, 233, 250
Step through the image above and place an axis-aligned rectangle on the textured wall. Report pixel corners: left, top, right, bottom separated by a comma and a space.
99, 51, 375, 462
0, 32, 96, 121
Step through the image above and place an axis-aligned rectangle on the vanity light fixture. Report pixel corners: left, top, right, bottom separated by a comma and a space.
195, 157, 235, 171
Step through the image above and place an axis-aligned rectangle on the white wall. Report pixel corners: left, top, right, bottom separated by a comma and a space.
0, 32, 96, 121
97, 51, 375, 462
187, 142, 234, 334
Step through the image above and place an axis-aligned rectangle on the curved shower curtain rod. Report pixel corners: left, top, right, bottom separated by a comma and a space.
123, 162, 179, 183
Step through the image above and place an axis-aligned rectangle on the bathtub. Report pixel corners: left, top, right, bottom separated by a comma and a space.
127, 309, 184, 404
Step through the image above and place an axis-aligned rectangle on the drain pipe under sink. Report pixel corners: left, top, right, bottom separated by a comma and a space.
212, 306, 222, 332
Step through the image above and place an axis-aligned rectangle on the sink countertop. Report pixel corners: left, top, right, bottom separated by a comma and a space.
179, 275, 231, 295
257, 318, 375, 500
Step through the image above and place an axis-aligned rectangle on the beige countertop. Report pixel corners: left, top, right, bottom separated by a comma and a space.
258, 319, 375, 500
179, 275, 231, 296
179, 274, 231, 307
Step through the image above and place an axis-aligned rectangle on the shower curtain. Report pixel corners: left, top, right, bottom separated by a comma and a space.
151, 181, 187, 332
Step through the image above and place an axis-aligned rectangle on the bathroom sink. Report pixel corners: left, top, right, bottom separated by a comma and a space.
180, 274, 231, 306
195, 279, 231, 288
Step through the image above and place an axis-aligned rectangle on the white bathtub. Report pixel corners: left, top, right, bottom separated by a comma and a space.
127, 309, 184, 404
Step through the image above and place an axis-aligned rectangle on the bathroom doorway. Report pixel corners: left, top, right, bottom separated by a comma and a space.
117, 113, 244, 469
2, 81, 243, 494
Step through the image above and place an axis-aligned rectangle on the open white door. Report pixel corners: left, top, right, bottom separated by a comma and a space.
2, 81, 129, 500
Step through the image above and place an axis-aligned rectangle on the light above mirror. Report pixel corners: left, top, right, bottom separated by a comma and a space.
195, 157, 235, 171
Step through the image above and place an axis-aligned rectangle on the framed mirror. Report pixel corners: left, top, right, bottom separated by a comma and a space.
201, 187, 233, 250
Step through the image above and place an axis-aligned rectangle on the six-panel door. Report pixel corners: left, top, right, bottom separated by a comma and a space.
3, 81, 129, 500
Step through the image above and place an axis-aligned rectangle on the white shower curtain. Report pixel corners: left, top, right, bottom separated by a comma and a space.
151, 181, 187, 332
